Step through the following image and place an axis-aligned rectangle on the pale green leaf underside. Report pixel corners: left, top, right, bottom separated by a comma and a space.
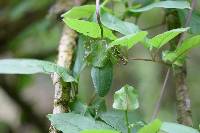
48, 113, 113, 133
130, 1, 190, 12
113, 84, 139, 111
0, 59, 75, 82
138, 119, 162, 133
100, 11, 140, 35
161, 122, 199, 133
63, 18, 117, 40
62, 5, 95, 19
109, 31, 148, 49
81, 129, 119, 133
150, 28, 189, 48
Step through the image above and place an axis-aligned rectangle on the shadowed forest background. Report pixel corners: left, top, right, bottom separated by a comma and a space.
0, 0, 200, 133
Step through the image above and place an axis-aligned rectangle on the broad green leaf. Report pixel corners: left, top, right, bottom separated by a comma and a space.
138, 119, 162, 133
109, 31, 148, 49
130, 1, 190, 12
113, 84, 139, 111
0, 59, 75, 82
178, 10, 200, 34
100, 11, 140, 35
175, 35, 200, 58
150, 28, 189, 48
48, 113, 113, 133
161, 122, 199, 133
91, 62, 113, 97
63, 18, 117, 40
73, 35, 86, 77
81, 129, 119, 133
100, 110, 143, 133
62, 5, 95, 19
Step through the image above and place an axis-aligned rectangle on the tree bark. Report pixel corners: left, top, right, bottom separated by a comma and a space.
49, 0, 87, 132
52, 26, 77, 114
174, 65, 193, 126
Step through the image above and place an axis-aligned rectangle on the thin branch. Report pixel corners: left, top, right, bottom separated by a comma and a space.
129, 58, 154, 62
129, 57, 169, 66
151, 68, 170, 120
96, 0, 104, 38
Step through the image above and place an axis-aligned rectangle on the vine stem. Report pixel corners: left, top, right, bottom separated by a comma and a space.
129, 57, 170, 66
96, 0, 104, 38
125, 110, 131, 133
172, 0, 196, 126
151, 68, 171, 120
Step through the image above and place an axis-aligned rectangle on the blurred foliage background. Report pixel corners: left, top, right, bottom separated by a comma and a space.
0, 0, 200, 133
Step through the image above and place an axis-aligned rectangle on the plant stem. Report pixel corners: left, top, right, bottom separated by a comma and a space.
96, 0, 104, 38
151, 68, 170, 120
165, 0, 196, 126
125, 110, 131, 133
129, 57, 169, 66
49, 0, 87, 132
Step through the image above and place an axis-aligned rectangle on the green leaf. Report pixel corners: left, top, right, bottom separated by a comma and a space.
91, 62, 113, 97
129, 1, 190, 12
81, 129, 119, 133
48, 113, 113, 133
100, 11, 140, 35
100, 110, 143, 133
150, 28, 189, 48
161, 122, 199, 133
175, 35, 200, 58
109, 31, 148, 49
63, 18, 117, 40
0, 59, 75, 82
62, 5, 95, 19
138, 119, 162, 133
113, 84, 139, 111
73, 35, 86, 77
